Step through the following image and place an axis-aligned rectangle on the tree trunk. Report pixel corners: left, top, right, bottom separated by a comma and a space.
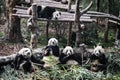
96, 0, 100, 23
4, 0, 23, 42
103, 0, 110, 43
116, 25, 120, 40
30, 3, 38, 48
46, 21, 49, 44
75, 0, 81, 47
103, 18, 109, 42
67, 22, 72, 46
96, 0, 100, 12
8, 10, 23, 42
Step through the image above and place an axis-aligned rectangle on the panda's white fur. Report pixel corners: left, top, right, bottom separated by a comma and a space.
93, 45, 105, 56
48, 38, 58, 46
18, 48, 32, 59
53, 11, 61, 19
62, 46, 74, 56
27, 18, 32, 27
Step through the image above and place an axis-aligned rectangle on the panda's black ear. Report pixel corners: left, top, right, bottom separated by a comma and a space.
71, 45, 74, 48
101, 45, 104, 48
63, 45, 65, 48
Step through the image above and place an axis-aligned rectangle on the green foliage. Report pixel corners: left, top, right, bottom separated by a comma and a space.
0, 32, 3, 38
0, 0, 4, 13
107, 41, 120, 74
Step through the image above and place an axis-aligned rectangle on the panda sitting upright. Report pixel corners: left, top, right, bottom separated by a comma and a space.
58, 46, 82, 65
42, 38, 60, 66
90, 45, 108, 72
27, 3, 61, 19
44, 38, 59, 57
13, 47, 34, 73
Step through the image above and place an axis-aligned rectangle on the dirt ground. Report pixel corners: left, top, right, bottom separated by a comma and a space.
0, 25, 26, 56
0, 43, 25, 56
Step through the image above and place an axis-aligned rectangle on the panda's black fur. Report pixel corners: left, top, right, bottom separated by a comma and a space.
59, 52, 82, 65
13, 54, 33, 73
37, 6, 56, 19
44, 45, 60, 57
31, 52, 45, 66
58, 46, 82, 65
28, 5, 57, 19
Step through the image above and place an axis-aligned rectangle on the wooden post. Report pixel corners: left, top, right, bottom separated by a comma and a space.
68, 0, 72, 11
67, 22, 72, 46
30, 3, 38, 48
46, 21, 50, 44
74, 0, 81, 47
116, 24, 120, 40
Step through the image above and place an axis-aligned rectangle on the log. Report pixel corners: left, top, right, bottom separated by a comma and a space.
0, 54, 16, 66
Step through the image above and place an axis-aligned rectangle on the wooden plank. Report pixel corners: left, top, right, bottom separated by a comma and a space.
15, 8, 91, 19
12, 14, 94, 22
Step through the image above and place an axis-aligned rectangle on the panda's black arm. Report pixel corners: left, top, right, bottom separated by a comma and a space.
13, 54, 25, 69
59, 54, 70, 64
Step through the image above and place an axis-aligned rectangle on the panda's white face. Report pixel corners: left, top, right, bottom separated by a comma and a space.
63, 46, 74, 55
52, 11, 61, 19
48, 38, 58, 46
93, 45, 105, 56
18, 48, 32, 58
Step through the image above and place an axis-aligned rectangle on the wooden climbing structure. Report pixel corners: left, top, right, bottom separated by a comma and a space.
10, 0, 120, 48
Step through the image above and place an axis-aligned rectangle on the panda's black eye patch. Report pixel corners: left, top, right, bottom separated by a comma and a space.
66, 50, 68, 53
70, 50, 72, 53
99, 50, 101, 53
25, 50, 28, 52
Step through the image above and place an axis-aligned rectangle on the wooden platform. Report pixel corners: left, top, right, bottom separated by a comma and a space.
13, 8, 95, 22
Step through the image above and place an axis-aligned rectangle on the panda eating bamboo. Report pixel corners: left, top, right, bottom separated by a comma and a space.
90, 45, 108, 72
58, 46, 82, 65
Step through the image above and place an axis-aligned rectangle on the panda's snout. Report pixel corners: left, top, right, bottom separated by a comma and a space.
52, 42, 55, 44
67, 51, 71, 55
55, 17, 58, 19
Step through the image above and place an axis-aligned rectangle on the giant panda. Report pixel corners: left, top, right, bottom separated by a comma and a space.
27, 4, 61, 19
90, 45, 108, 72
42, 38, 60, 67
58, 46, 82, 65
44, 38, 59, 57
13, 47, 34, 73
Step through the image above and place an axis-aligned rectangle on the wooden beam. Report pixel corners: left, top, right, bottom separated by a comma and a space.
30, 3, 38, 49
67, 22, 72, 46
12, 14, 94, 22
